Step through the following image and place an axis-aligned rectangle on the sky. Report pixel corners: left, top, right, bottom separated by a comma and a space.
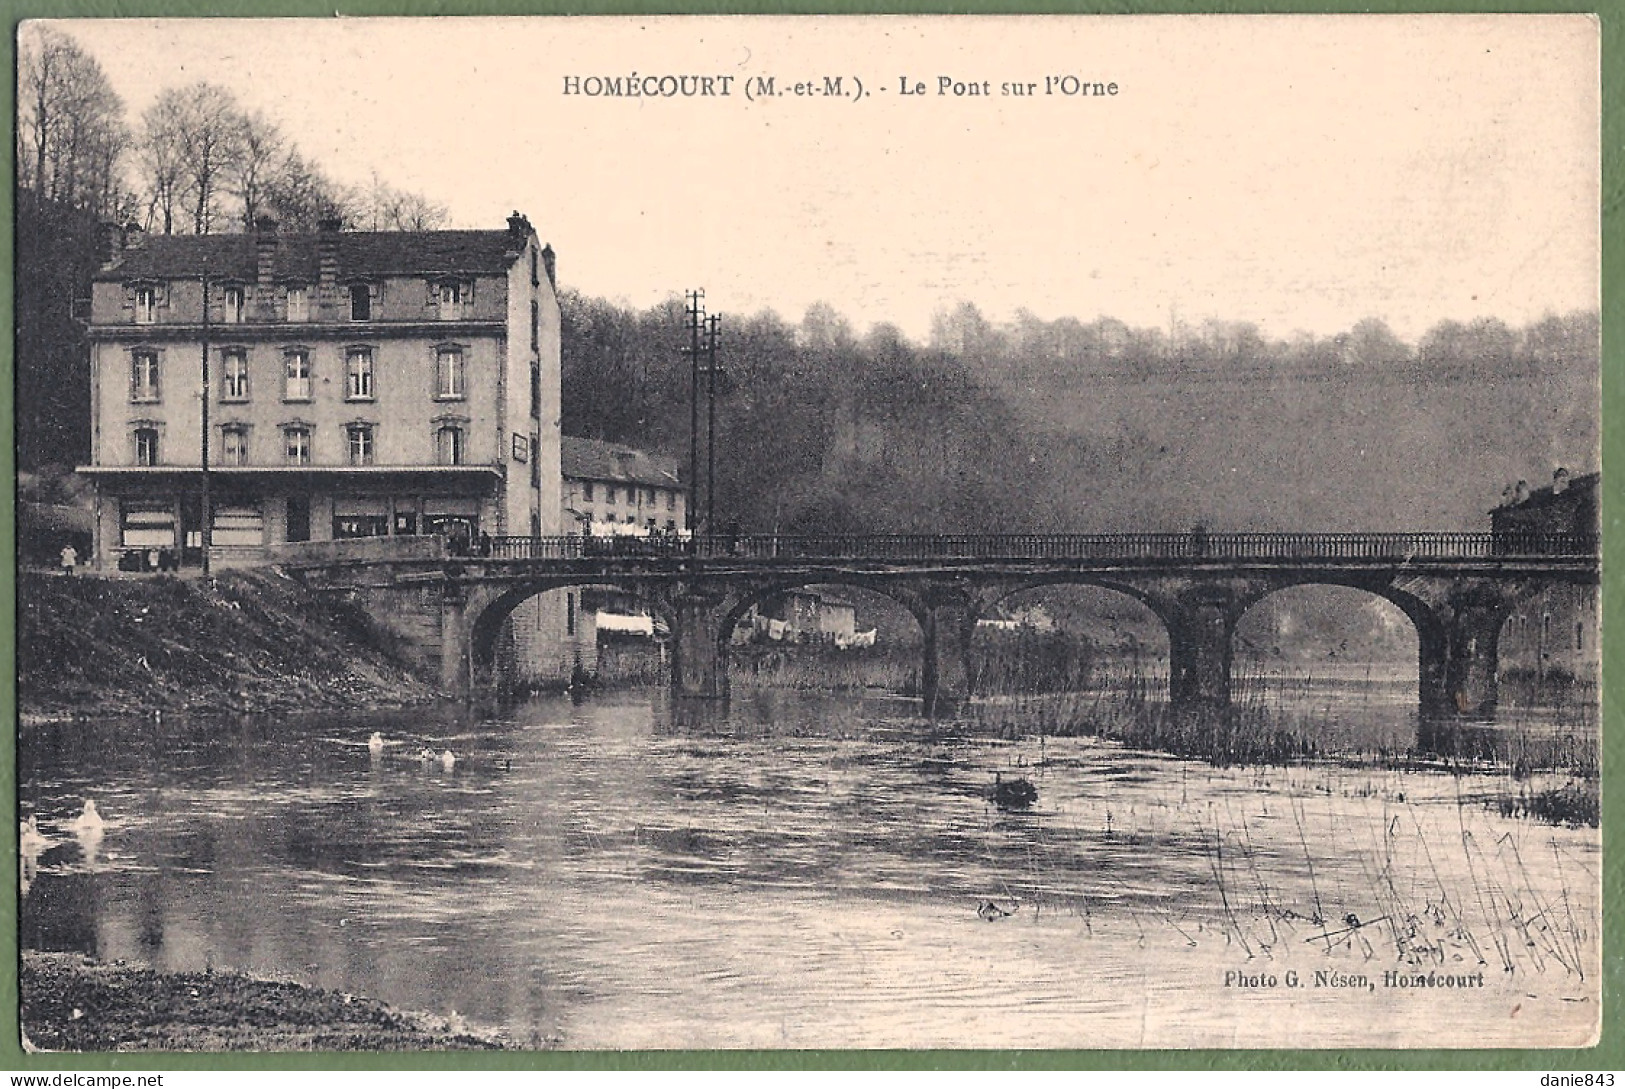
42, 15, 1601, 342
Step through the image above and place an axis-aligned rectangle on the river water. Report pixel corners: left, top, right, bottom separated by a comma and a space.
18, 686, 1600, 1049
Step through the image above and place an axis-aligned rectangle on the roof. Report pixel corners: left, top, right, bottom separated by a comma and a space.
562, 436, 683, 489
1493, 470, 1599, 512
95, 229, 527, 283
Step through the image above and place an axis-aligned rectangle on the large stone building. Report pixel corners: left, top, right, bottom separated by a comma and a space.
80, 212, 578, 683
82, 213, 561, 564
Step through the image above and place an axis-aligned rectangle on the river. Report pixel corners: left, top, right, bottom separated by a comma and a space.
18, 686, 1600, 1049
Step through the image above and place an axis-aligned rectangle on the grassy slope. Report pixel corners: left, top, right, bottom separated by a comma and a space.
22, 953, 507, 1052
17, 569, 438, 718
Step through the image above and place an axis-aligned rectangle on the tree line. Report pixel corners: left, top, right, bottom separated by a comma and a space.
17, 25, 447, 233
561, 295, 1598, 536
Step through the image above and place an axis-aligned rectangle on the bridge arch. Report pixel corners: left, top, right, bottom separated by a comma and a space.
713, 576, 934, 701
976, 577, 1176, 698
467, 577, 676, 684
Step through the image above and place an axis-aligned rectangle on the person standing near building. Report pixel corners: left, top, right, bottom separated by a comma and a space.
59, 543, 78, 576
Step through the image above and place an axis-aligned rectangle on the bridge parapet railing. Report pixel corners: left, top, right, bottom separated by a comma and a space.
477, 531, 1597, 563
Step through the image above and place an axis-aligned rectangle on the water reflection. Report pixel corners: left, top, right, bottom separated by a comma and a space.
18, 688, 1599, 1049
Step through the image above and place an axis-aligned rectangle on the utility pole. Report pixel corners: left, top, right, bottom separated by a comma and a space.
682, 289, 704, 535
200, 274, 212, 576
703, 312, 723, 536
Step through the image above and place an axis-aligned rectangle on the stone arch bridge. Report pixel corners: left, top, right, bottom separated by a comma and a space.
277, 532, 1598, 719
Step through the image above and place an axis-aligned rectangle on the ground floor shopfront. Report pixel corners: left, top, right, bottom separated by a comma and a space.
80, 466, 588, 688
81, 466, 506, 572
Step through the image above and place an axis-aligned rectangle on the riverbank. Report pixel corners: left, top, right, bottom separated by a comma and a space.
18, 569, 438, 721
21, 953, 510, 1051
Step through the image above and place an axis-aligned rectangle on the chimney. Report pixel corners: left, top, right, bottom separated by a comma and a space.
1552, 467, 1570, 495
541, 243, 556, 288
507, 210, 531, 238
99, 222, 125, 265
1513, 480, 1530, 505
254, 216, 278, 286
317, 216, 340, 287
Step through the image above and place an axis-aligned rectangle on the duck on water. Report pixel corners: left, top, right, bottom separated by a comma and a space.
988, 772, 1038, 811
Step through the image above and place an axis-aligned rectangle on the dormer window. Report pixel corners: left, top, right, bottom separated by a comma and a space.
349, 283, 372, 321
435, 280, 464, 321
134, 285, 158, 325
221, 284, 246, 324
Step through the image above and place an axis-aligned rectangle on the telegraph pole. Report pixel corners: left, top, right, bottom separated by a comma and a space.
200, 274, 212, 575
682, 289, 704, 535
703, 312, 722, 536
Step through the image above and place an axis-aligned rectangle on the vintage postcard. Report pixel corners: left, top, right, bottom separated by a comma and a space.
13, 15, 1601, 1052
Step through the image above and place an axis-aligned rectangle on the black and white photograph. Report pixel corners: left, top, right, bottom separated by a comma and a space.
12, 14, 1602, 1052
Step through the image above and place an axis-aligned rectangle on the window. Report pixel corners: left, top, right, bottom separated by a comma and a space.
606, 486, 617, 504
346, 348, 375, 400
436, 425, 465, 466
134, 285, 157, 324
284, 350, 310, 400
284, 426, 311, 466
666, 490, 675, 511
346, 424, 374, 466
436, 347, 465, 399
222, 285, 245, 324
121, 502, 174, 548
583, 481, 594, 501
349, 283, 371, 321
530, 362, 541, 418
220, 348, 249, 401
220, 425, 249, 466
211, 505, 264, 547
666, 519, 677, 533
530, 299, 539, 351
436, 281, 464, 321
530, 436, 540, 488
286, 286, 308, 322
134, 427, 160, 466
1577, 622, 1585, 651
131, 350, 160, 402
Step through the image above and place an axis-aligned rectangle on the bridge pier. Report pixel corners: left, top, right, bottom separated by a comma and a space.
922, 596, 977, 717
670, 590, 732, 701
1441, 601, 1508, 717
1163, 593, 1241, 711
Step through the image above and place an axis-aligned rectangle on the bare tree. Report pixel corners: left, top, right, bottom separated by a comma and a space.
18, 25, 129, 216
352, 172, 450, 231
229, 110, 284, 230
262, 149, 354, 231
175, 82, 245, 233
136, 92, 189, 234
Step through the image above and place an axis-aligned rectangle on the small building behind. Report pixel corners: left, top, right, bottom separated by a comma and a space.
1491, 468, 1600, 693
561, 436, 685, 537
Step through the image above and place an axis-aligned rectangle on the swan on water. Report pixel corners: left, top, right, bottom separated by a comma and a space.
368, 732, 385, 756
19, 816, 51, 856
69, 800, 105, 835
440, 750, 457, 771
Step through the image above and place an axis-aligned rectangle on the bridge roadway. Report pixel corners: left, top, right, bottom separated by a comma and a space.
279, 532, 1599, 718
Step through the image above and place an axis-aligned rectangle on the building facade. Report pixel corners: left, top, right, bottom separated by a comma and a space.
560, 435, 686, 536
82, 213, 562, 567
82, 213, 579, 684
1491, 469, 1600, 693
